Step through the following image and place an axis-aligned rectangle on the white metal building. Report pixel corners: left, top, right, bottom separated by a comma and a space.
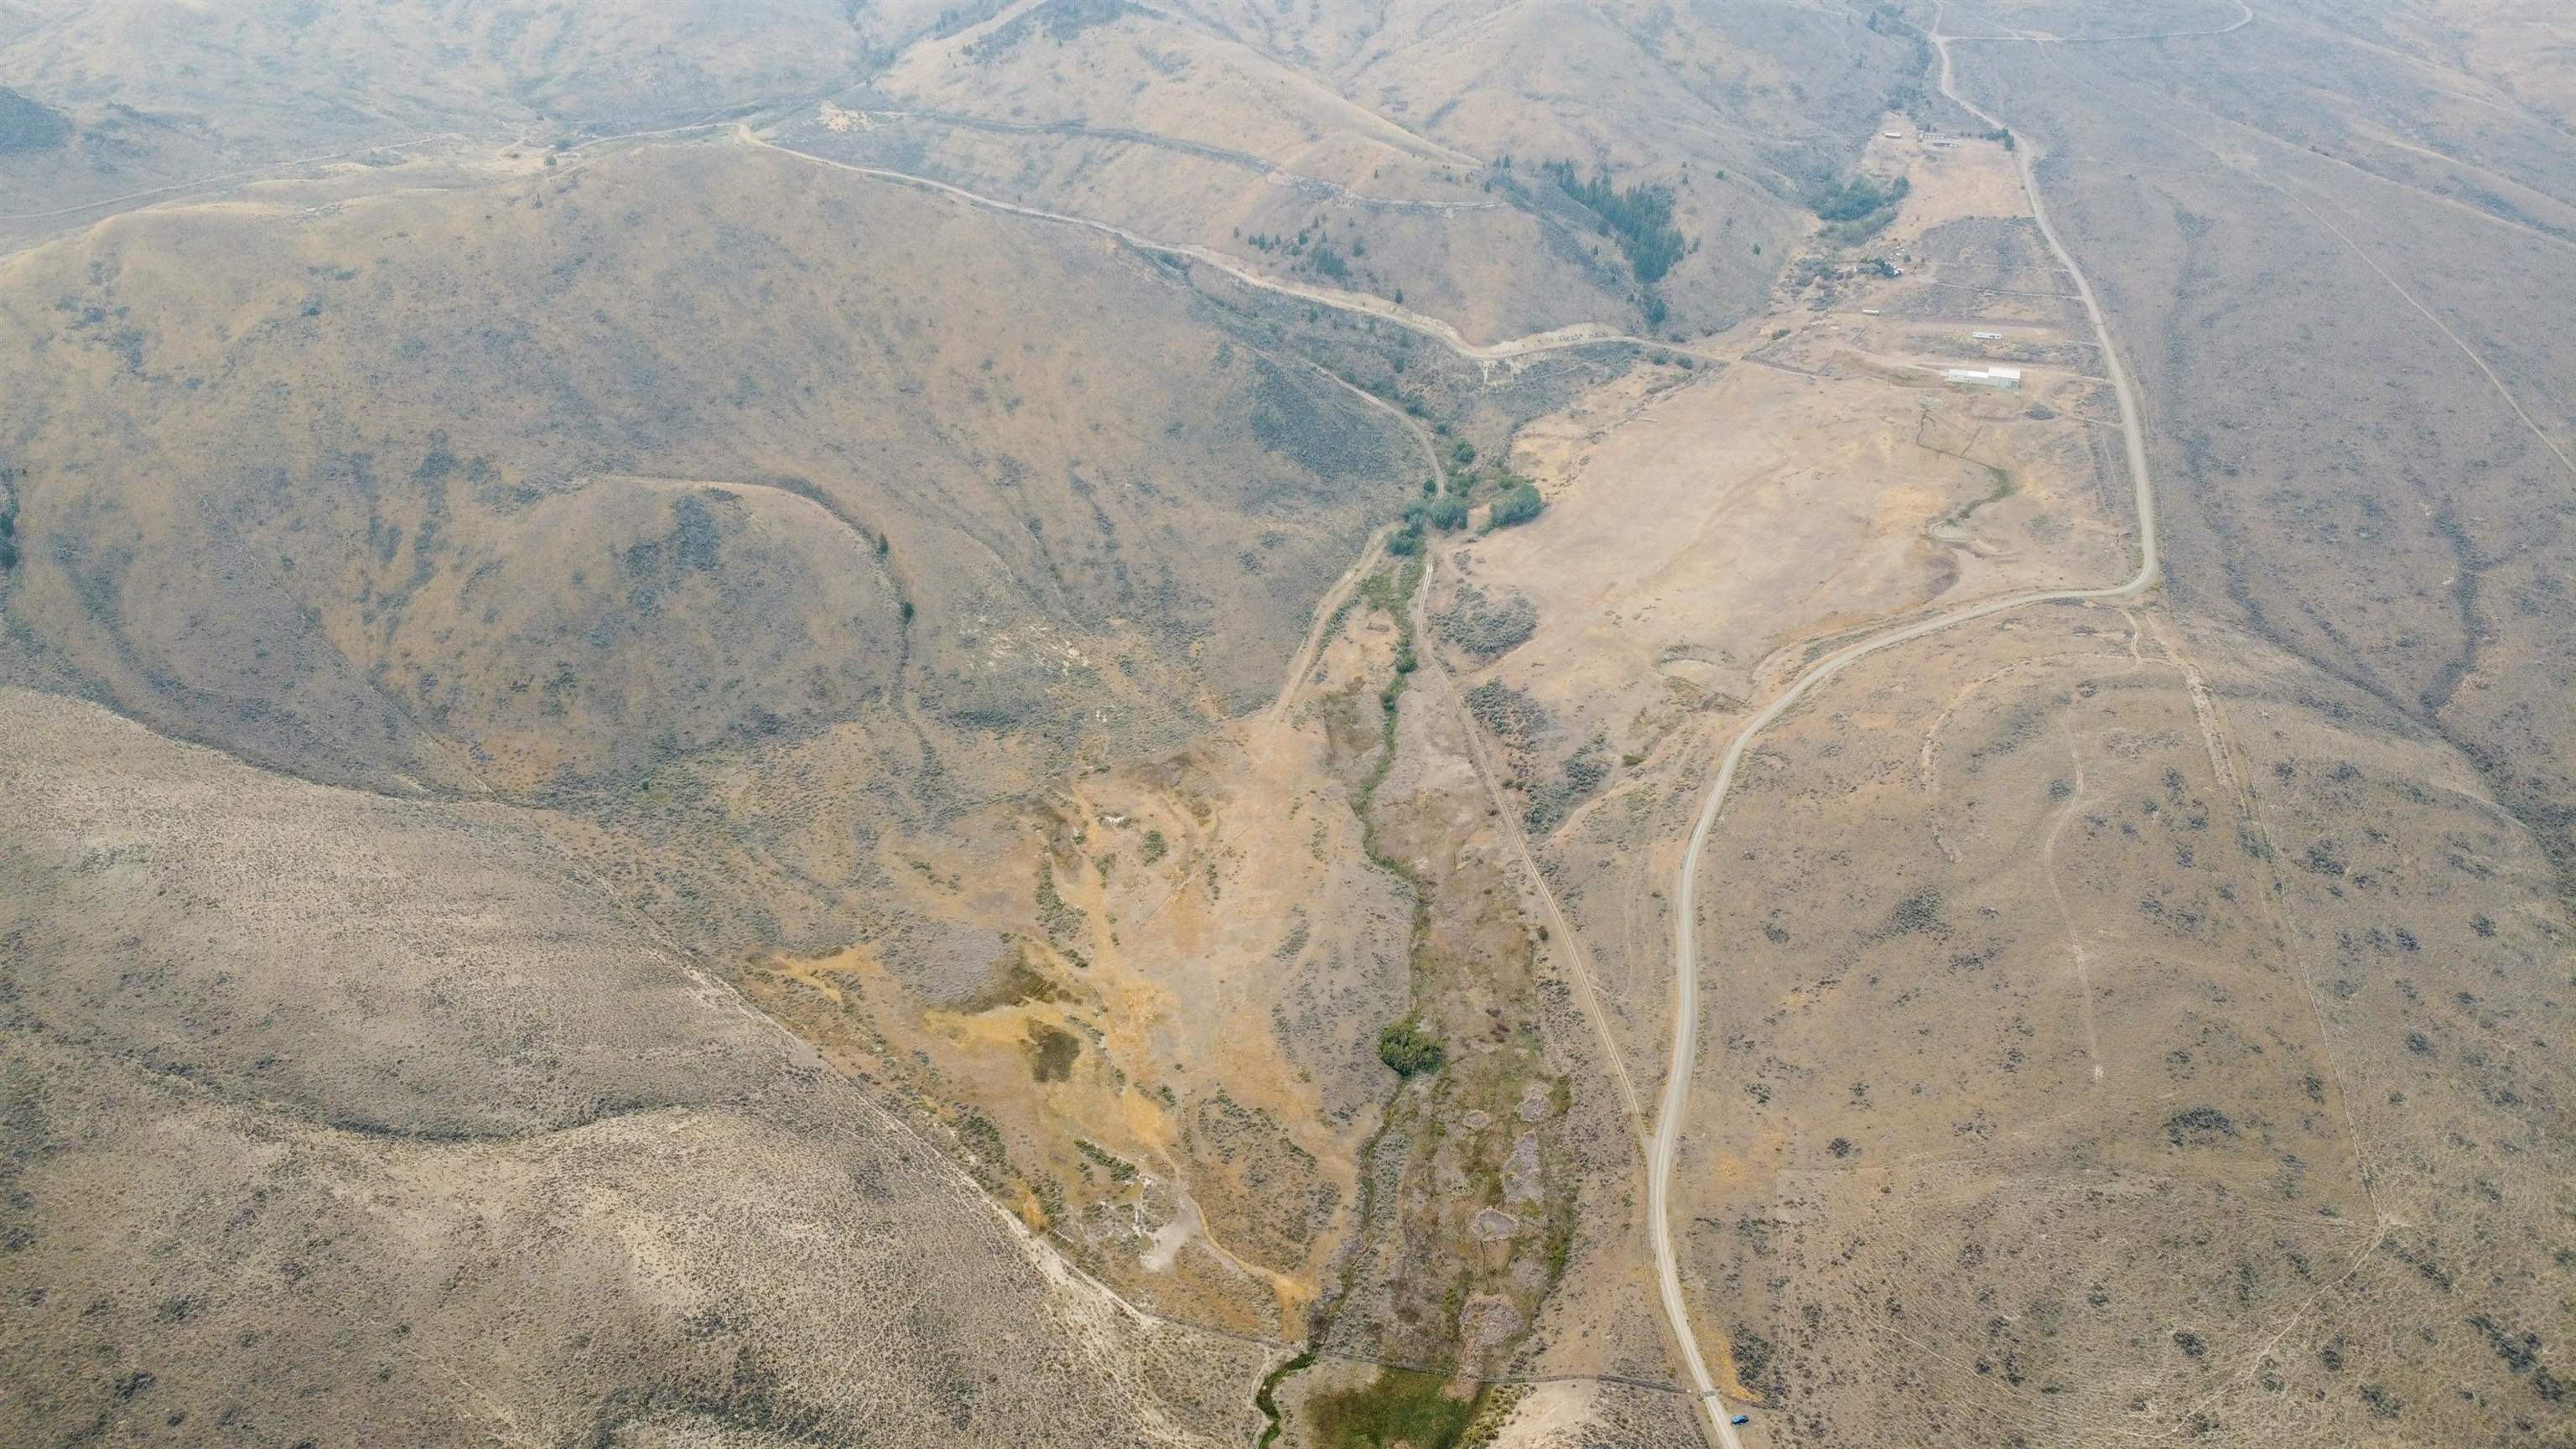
1945, 366, 2023, 391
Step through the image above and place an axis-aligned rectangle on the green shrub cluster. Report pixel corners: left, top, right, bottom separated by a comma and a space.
1389, 487, 1470, 557
0, 88, 71, 156
0, 464, 18, 570
1810, 173, 1906, 221
1376, 1021, 1446, 1077
1808, 173, 1909, 244
1487, 480, 1544, 528
1306, 1368, 1477, 1447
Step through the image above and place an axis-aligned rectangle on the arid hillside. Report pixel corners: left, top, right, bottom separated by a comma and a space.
1662, 602, 2573, 1446
3, 1, 2570, 1447
0, 109, 1447, 1449
0, 0, 869, 223
0, 685, 1277, 1447
793, 0, 1927, 341
0, 137, 1412, 802
1940, 0, 2576, 889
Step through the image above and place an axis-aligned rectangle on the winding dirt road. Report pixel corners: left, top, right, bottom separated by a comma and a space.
649, 87, 2143, 1448
1644, 12, 2163, 1442
737, 126, 1713, 365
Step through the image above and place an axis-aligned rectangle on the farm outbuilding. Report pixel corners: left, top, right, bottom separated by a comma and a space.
1945, 366, 2023, 390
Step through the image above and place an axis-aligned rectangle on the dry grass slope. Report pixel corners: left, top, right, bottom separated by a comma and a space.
0, 687, 1272, 1447
0, 139, 1411, 802
1, 3, 2569, 1446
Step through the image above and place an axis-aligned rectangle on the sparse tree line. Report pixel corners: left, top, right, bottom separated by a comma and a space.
0, 465, 22, 571
1505, 156, 1698, 328
1241, 156, 1703, 330
1538, 159, 1689, 286
1240, 218, 1370, 290
0, 86, 70, 155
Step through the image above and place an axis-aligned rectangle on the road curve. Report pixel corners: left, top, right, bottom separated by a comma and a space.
737, 127, 1716, 365
1645, 11, 2162, 1444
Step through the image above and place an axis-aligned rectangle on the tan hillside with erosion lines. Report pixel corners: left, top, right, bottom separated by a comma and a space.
744, 673, 1423, 1336
2, 0, 2571, 1446
0, 0, 943, 227
0, 138, 1414, 797
1667, 602, 2573, 1446
0, 685, 1275, 1446
799, 0, 1929, 343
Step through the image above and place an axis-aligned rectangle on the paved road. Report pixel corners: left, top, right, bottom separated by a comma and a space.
1644, 11, 2163, 1444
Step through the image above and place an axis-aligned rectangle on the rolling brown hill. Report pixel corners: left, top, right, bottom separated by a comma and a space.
0, 684, 1274, 1447
796, 0, 1926, 342
0, 136, 1412, 801
3, 1, 2568, 1446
